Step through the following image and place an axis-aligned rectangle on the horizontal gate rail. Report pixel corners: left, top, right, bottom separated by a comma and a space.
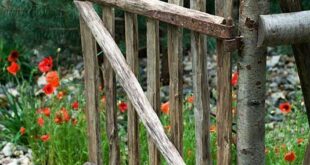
75, 1, 185, 165
81, 0, 234, 39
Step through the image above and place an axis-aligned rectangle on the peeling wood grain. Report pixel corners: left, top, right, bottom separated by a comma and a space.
190, 0, 212, 164
215, 0, 233, 164
102, 6, 120, 165
83, 0, 233, 38
80, 16, 103, 165
146, 17, 161, 165
125, 11, 140, 165
168, 0, 183, 157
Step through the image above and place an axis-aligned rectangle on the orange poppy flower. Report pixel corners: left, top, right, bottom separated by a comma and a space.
37, 117, 44, 127
8, 50, 19, 62
61, 108, 70, 122
54, 112, 63, 124
7, 62, 20, 75
161, 102, 169, 115
118, 102, 128, 113
38, 56, 53, 73
20, 127, 26, 135
279, 102, 291, 114
40, 134, 50, 142
42, 107, 51, 117
46, 71, 59, 87
43, 84, 55, 95
187, 95, 194, 104
231, 72, 239, 86
297, 138, 304, 145
57, 91, 65, 100
71, 101, 79, 110
284, 151, 296, 162
210, 125, 216, 133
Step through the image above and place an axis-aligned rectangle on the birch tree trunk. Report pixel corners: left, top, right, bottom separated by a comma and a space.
237, 0, 269, 164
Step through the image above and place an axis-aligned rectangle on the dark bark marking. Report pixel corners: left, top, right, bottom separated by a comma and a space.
246, 65, 251, 70
248, 100, 261, 106
245, 17, 258, 30
256, 81, 261, 85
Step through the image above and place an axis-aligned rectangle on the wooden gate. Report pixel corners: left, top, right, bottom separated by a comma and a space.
75, 0, 310, 164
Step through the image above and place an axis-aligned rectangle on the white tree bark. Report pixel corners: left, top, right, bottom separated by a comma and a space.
237, 0, 269, 164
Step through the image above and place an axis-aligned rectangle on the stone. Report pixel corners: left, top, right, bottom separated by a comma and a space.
1, 142, 14, 157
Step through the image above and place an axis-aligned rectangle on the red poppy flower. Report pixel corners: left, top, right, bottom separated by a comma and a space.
40, 134, 50, 142
42, 107, 51, 117
284, 151, 296, 162
38, 56, 53, 73
61, 107, 70, 122
231, 72, 238, 86
54, 112, 63, 124
187, 95, 194, 103
37, 117, 44, 127
43, 84, 55, 95
8, 50, 19, 62
20, 127, 25, 135
279, 102, 292, 114
118, 102, 128, 113
57, 91, 65, 100
7, 62, 20, 75
161, 102, 169, 115
46, 71, 59, 87
71, 101, 79, 110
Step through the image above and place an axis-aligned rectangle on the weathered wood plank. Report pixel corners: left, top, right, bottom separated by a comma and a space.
74, 1, 185, 165
79, 16, 102, 165
257, 11, 310, 47
146, 17, 161, 165
125, 11, 140, 165
215, 0, 233, 165
237, 0, 269, 164
168, 0, 183, 156
102, 6, 120, 165
83, 0, 232, 39
190, 0, 211, 164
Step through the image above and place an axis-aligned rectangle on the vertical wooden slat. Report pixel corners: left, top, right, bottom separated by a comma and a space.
167, 0, 183, 155
190, 0, 212, 164
125, 12, 140, 165
102, 6, 120, 165
146, 18, 161, 165
79, 16, 102, 165
215, 0, 233, 164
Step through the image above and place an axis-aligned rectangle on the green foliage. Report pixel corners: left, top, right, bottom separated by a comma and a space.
0, 0, 80, 50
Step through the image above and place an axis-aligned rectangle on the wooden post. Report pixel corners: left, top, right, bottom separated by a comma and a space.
237, 0, 269, 164
279, 0, 310, 164
168, 0, 183, 156
257, 11, 310, 47
79, 16, 102, 165
146, 17, 161, 165
85, 0, 232, 38
102, 6, 120, 165
125, 12, 140, 165
190, 0, 212, 164
215, 0, 233, 165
